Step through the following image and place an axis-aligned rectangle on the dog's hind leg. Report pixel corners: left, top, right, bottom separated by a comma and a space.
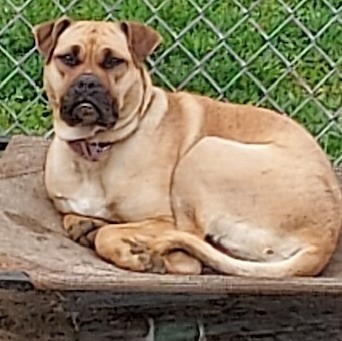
94, 219, 202, 274
168, 136, 341, 277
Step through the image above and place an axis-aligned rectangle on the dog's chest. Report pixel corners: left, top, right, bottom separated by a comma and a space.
47, 128, 175, 221
62, 181, 110, 219
52, 158, 172, 222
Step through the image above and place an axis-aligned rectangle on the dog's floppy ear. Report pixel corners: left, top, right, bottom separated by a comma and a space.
32, 16, 73, 61
120, 21, 162, 63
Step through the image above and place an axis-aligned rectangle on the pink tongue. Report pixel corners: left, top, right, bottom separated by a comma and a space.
80, 141, 102, 161
69, 140, 109, 161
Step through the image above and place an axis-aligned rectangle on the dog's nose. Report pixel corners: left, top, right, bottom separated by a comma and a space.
74, 74, 101, 92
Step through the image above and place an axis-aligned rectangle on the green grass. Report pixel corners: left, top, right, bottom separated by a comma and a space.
0, 0, 341, 163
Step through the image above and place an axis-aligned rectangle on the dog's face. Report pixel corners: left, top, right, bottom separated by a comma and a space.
33, 17, 161, 141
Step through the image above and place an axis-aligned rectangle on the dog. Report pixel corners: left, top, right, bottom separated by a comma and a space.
32, 16, 342, 278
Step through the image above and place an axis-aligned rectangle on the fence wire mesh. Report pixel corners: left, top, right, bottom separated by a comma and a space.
0, 0, 341, 164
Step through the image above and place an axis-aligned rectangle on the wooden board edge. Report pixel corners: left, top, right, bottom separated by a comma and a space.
24, 270, 342, 296
0, 271, 34, 291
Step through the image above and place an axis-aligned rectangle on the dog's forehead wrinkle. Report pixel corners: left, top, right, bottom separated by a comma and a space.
102, 27, 129, 51
55, 22, 130, 61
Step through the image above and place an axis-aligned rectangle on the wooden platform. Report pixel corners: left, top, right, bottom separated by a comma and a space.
1, 135, 342, 340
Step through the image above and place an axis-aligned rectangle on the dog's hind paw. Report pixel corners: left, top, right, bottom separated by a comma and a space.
122, 236, 166, 274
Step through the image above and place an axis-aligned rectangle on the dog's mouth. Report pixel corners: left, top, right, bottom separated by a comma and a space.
70, 101, 100, 126
61, 99, 118, 129
68, 139, 114, 162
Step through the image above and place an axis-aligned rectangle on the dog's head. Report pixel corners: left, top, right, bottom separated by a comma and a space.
33, 17, 161, 142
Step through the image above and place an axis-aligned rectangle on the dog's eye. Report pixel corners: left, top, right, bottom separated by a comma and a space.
58, 53, 79, 67
101, 56, 124, 70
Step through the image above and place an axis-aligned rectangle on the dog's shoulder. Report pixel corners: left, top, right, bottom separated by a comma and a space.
165, 90, 208, 117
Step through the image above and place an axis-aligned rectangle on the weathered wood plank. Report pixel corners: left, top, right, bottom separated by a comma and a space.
0, 289, 342, 340
0, 135, 342, 296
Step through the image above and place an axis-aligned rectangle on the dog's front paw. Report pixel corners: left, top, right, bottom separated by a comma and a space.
122, 236, 166, 274
63, 215, 105, 248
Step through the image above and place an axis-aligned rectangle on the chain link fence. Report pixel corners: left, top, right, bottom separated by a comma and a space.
0, 0, 341, 164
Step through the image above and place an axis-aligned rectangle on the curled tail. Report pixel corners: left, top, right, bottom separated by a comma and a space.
156, 231, 327, 278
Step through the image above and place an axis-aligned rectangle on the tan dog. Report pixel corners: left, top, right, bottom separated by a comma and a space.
33, 16, 342, 278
